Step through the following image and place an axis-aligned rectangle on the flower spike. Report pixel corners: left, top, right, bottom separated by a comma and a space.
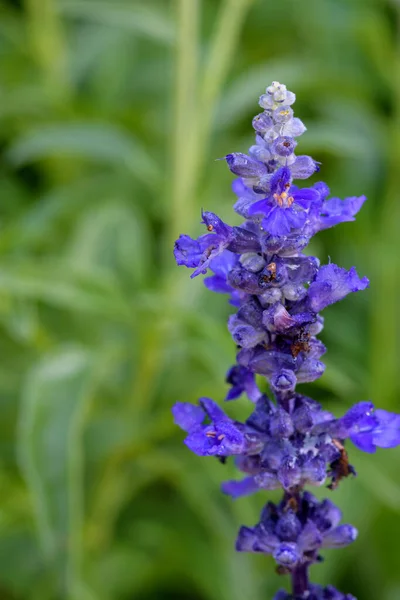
172, 81, 398, 599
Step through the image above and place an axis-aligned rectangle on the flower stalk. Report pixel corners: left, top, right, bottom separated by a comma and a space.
292, 564, 309, 597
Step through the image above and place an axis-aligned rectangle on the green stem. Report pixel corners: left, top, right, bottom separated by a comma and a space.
132, 0, 200, 416
66, 394, 90, 598
119, 0, 252, 545
24, 0, 71, 101
132, 0, 253, 416
24, 0, 78, 186
196, 0, 253, 177
369, 9, 400, 407
168, 0, 253, 247
169, 0, 200, 244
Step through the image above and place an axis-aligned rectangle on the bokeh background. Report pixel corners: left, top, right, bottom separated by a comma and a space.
0, 0, 399, 598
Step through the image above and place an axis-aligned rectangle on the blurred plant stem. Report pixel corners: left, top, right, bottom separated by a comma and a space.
24, 0, 82, 185
169, 0, 200, 241
87, 418, 177, 551
129, 0, 201, 419
168, 0, 253, 246
66, 392, 92, 600
133, 0, 252, 414
369, 5, 400, 407
24, 0, 71, 103
105, 0, 253, 548
195, 0, 254, 182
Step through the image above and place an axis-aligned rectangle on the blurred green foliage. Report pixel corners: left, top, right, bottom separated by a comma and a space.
0, 0, 399, 598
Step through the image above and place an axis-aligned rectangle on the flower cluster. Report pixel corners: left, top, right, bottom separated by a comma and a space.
172, 82, 400, 598
236, 491, 357, 571
173, 395, 400, 497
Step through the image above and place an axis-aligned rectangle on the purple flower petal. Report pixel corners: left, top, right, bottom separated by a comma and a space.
174, 234, 212, 268
308, 264, 369, 312
313, 498, 343, 531
297, 520, 323, 551
247, 197, 271, 217
253, 471, 281, 490
269, 408, 294, 438
371, 409, 400, 449
301, 456, 327, 486
203, 274, 232, 293
351, 431, 376, 453
235, 526, 259, 551
321, 525, 358, 549
318, 195, 367, 230
270, 166, 292, 194
275, 511, 302, 541
278, 456, 302, 489
201, 211, 232, 237
204, 250, 238, 293
184, 419, 245, 456
172, 402, 205, 432
292, 186, 320, 207
236, 525, 280, 553
228, 314, 267, 348
199, 397, 226, 421
222, 476, 260, 498
225, 365, 261, 402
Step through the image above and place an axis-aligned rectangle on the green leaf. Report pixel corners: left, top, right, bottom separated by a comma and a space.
6, 122, 159, 187
0, 173, 137, 254
1, 298, 39, 344
58, 0, 176, 45
0, 260, 131, 320
17, 347, 95, 594
66, 201, 151, 286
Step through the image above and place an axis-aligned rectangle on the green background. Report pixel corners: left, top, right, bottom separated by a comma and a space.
0, 0, 399, 598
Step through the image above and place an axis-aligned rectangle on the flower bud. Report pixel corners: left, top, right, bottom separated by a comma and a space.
273, 542, 300, 567
272, 136, 298, 157
240, 252, 266, 273
226, 153, 268, 177
322, 525, 358, 549
273, 105, 294, 124
248, 144, 271, 163
271, 369, 297, 393
252, 112, 274, 133
269, 408, 295, 439
290, 155, 319, 179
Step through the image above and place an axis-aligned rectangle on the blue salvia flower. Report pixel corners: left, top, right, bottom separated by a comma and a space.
172, 81, 400, 598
